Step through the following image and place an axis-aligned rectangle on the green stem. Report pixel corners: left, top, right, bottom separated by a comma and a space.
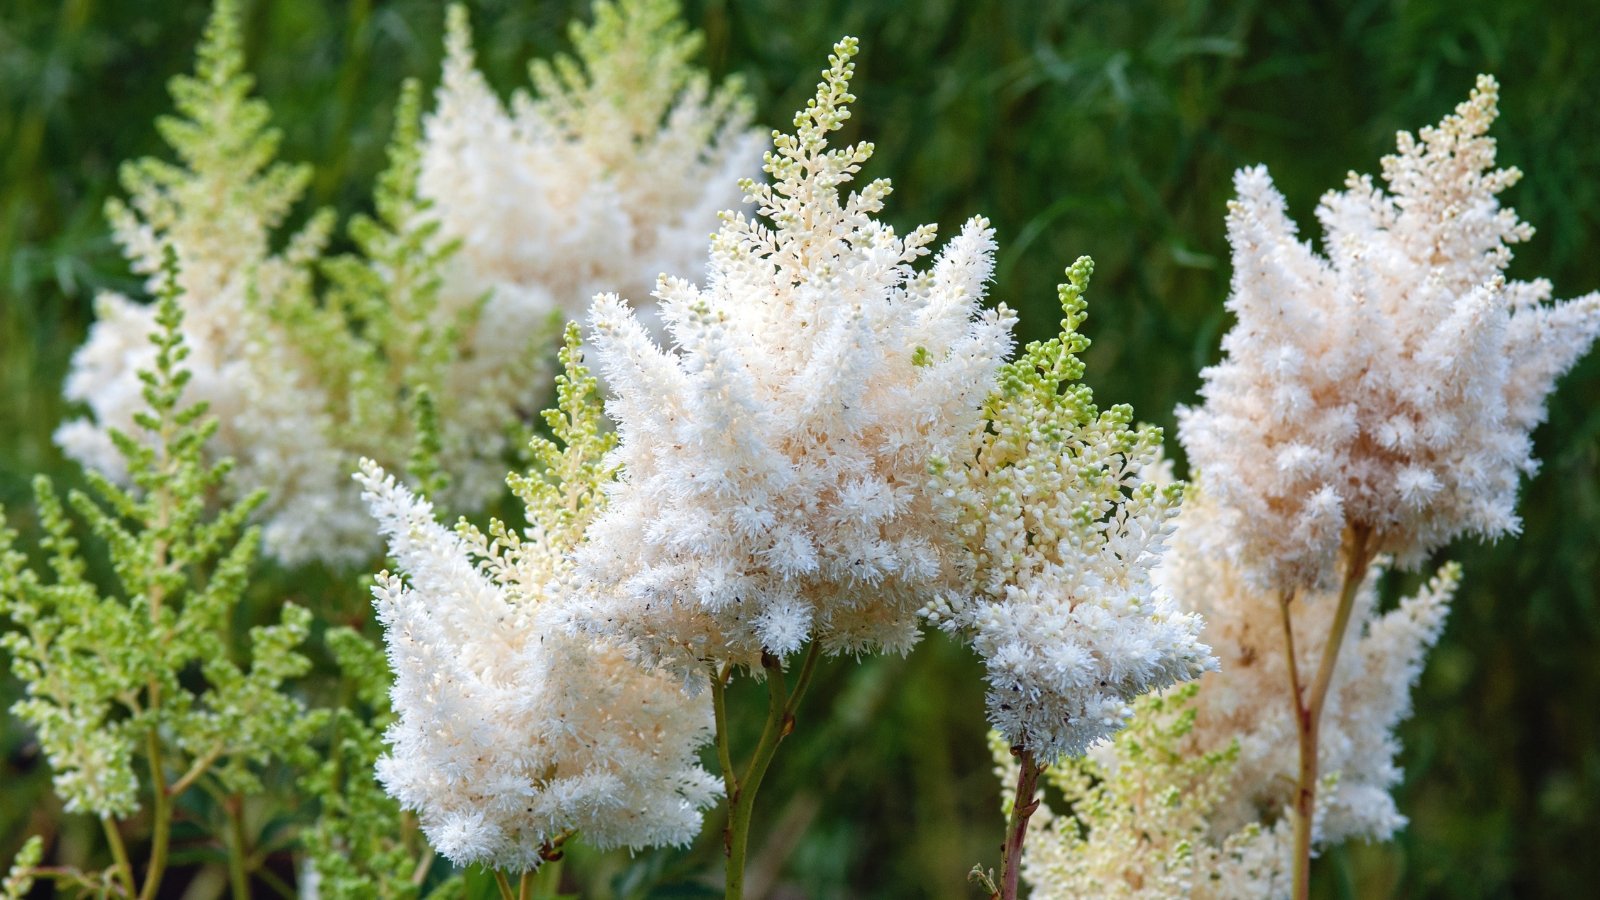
100, 816, 137, 898
137, 728, 172, 900
1287, 526, 1373, 900
493, 869, 516, 900
225, 794, 252, 900
720, 644, 822, 900
255, 865, 296, 900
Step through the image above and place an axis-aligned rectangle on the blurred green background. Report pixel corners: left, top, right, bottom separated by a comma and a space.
2, 0, 1597, 897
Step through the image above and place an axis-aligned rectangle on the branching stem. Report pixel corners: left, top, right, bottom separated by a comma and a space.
717, 643, 822, 900
1284, 525, 1374, 900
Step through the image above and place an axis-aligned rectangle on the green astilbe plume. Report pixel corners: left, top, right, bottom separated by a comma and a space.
991, 686, 1289, 899
320, 78, 495, 500
531, 0, 750, 163
1, 837, 41, 900
0, 251, 317, 898
464, 321, 619, 590
505, 322, 619, 545
107, 0, 331, 311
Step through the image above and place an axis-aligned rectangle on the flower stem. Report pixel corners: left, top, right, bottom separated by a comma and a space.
225, 793, 252, 900
997, 748, 1043, 900
137, 728, 172, 900
719, 644, 822, 900
100, 816, 136, 898
1285, 525, 1373, 900
493, 869, 516, 900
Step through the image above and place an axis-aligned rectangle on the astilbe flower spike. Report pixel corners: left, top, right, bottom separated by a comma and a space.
930, 258, 1215, 765
421, 0, 765, 333
1178, 75, 1600, 593
576, 36, 1018, 674
358, 325, 719, 873
932, 260, 1214, 900
58, 0, 753, 568
1, 252, 316, 899
1167, 76, 1600, 898
55, 0, 363, 566
1162, 489, 1460, 848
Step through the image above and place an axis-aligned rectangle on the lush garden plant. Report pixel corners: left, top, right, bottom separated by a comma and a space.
3, 1, 1598, 898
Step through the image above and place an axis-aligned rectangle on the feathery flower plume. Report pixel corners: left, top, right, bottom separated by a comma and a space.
995, 686, 1293, 900
1159, 491, 1459, 847
936, 262, 1213, 900
575, 37, 1017, 673
929, 258, 1214, 765
1172, 76, 1599, 898
359, 328, 719, 872
421, 0, 764, 332
54, 0, 365, 565
1178, 75, 1600, 592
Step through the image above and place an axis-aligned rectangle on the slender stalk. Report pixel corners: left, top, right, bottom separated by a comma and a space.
255, 865, 296, 900
225, 794, 252, 900
518, 869, 533, 900
711, 662, 737, 804
719, 644, 823, 900
1284, 526, 1374, 900
410, 849, 435, 887
100, 816, 137, 898
493, 869, 516, 900
997, 748, 1043, 900
137, 729, 172, 900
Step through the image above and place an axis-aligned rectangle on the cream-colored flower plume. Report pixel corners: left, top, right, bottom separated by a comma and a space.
1179, 75, 1600, 592
576, 37, 1017, 672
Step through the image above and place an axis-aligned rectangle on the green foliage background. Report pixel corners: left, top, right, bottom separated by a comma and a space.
2, 0, 1597, 896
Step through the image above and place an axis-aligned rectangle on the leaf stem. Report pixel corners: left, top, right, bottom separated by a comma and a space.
493, 869, 516, 900
137, 728, 172, 900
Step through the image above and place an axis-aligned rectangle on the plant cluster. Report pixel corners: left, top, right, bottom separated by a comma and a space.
2, 2, 1597, 899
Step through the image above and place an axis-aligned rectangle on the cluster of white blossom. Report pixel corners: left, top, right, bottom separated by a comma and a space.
927, 258, 1214, 762
1178, 75, 1600, 592
358, 453, 719, 871
1012, 76, 1600, 900
1160, 489, 1459, 846
574, 37, 1016, 672
421, 0, 764, 334
57, 0, 759, 567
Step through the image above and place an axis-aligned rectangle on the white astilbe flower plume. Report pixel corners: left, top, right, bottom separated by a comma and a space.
576, 37, 1017, 672
421, 0, 764, 330
929, 259, 1214, 762
1159, 488, 1459, 847
56, 5, 553, 566
1178, 75, 1600, 591
357, 330, 719, 870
